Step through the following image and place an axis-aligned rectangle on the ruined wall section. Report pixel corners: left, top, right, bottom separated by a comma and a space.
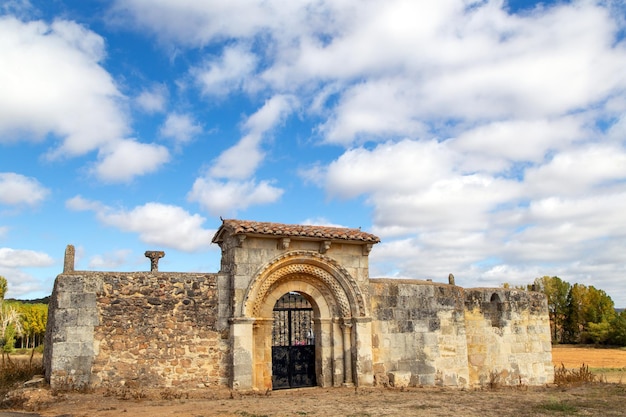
464, 289, 553, 387
44, 274, 102, 389
369, 279, 470, 388
45, 271, 230, 389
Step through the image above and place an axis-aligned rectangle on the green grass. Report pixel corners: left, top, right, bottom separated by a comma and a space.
535, 401, 578, 414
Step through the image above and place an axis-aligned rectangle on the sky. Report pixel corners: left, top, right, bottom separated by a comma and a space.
1, 0, 626, 307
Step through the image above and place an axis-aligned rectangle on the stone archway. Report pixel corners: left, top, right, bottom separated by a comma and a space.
242, 251, 371, 390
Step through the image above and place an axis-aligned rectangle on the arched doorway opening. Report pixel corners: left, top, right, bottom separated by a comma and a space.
271, 292, 316, 389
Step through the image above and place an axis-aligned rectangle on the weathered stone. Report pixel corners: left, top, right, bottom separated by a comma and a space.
45, 219, 553, 392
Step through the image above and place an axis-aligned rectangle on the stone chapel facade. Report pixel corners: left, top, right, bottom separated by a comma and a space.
44, 219, 554, 390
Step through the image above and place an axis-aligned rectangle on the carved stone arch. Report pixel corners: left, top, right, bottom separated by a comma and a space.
242, 250, 367, 319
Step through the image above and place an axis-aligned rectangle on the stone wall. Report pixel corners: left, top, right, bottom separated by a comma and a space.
370, 279, 470, 387
45, 271, 230, 389
464, 289, 554, 386
45, 222, 553, 391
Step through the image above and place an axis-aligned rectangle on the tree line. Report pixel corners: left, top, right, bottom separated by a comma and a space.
511, 276, 626, 346
0, 277, 47, 353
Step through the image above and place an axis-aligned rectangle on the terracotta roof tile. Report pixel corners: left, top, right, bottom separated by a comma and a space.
214, 219, 380, 243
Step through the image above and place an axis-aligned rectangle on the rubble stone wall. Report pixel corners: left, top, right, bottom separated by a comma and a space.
45, 271, 230, 389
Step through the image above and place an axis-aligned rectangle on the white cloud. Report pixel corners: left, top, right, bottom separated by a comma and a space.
65, 196, 214, 252
0, 172, 49, 206
210, 94, 296, 180
524, 144, 626, 198
88, 249, 133, 269
92, 139, 170, 183
75, 1, 626, 305
0, 266, 45, 298
0, 17, 128, 155
193, 44, 257, 95
0, 247, 54, 268
159, 112, 202, 146
136, 84, 168, 113
188, 178, 283, 215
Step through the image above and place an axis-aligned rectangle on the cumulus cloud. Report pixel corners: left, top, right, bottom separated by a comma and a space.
0, 172, 49, 206
188, 178, 283, 215
159, 113, 202, 147
0, 247, 54, 268
97, 1, 626, 304
193, 44, 258, 95
210, 94, 296, 179
92, 140, 170, 183
66, 196, 214, 252
0, 17, 127, 154
88, 249, 133, 269
0, 17, 171, 183
136, 84, 168, 113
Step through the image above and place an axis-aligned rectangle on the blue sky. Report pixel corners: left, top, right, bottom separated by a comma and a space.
1, 0, 626, 307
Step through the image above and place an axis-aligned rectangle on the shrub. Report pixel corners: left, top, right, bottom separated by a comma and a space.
553, 363, 596, 386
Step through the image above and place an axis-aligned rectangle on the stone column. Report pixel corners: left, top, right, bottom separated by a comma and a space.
230, 317, 255, 390
341, 320, 354, 386
353, 317, 374, 386
253, 318, 273, 390
144, 251, 165, 272
63, 244, 75, 273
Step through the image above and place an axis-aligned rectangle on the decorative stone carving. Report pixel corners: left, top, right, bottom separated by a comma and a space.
362, 243, 374, 255
278, 238, 290, 250
320, 240, 331, 254
144, 251, 165, 272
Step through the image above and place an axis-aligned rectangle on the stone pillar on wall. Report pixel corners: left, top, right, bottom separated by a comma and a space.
341, 321, 354, 386
230, 318, 255, 389
353, 317, 374, 386
44, 274, 102, 389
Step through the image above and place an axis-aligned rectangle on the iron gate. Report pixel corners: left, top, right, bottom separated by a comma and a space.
272, 292, 316, 389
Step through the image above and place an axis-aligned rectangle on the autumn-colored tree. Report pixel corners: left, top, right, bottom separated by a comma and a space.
533, 276, 571, 343
563, 283, 615, 343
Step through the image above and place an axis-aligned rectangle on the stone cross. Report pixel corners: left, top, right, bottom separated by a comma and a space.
145, 251, 165, 272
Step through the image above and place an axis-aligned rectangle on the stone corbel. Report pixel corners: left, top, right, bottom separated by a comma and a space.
362, 243, 373, 256
320, 240, 331, 254
278, 237, 290, 250
236, 235, 247, 247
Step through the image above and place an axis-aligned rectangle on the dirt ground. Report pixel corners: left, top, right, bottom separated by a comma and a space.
3, 346, 626, 417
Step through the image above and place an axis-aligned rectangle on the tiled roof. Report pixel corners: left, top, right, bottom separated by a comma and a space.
213, 219, 380, 243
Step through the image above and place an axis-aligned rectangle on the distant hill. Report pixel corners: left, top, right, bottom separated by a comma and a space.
5, 296, 50, 305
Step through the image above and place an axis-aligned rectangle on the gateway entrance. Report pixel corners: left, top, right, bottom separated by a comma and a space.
271, 292, 316, 389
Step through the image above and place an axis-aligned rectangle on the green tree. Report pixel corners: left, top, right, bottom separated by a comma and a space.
564, 284, 615, 343
609, 311, 626, 346
0, 276, 7, 300
533, 276, 571, 343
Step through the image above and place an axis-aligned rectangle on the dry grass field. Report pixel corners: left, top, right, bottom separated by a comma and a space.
552, 344, 626, 383
1, 346, 625, 417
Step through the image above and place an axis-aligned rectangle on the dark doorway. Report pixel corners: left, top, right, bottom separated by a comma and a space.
271, 292, 316, 389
